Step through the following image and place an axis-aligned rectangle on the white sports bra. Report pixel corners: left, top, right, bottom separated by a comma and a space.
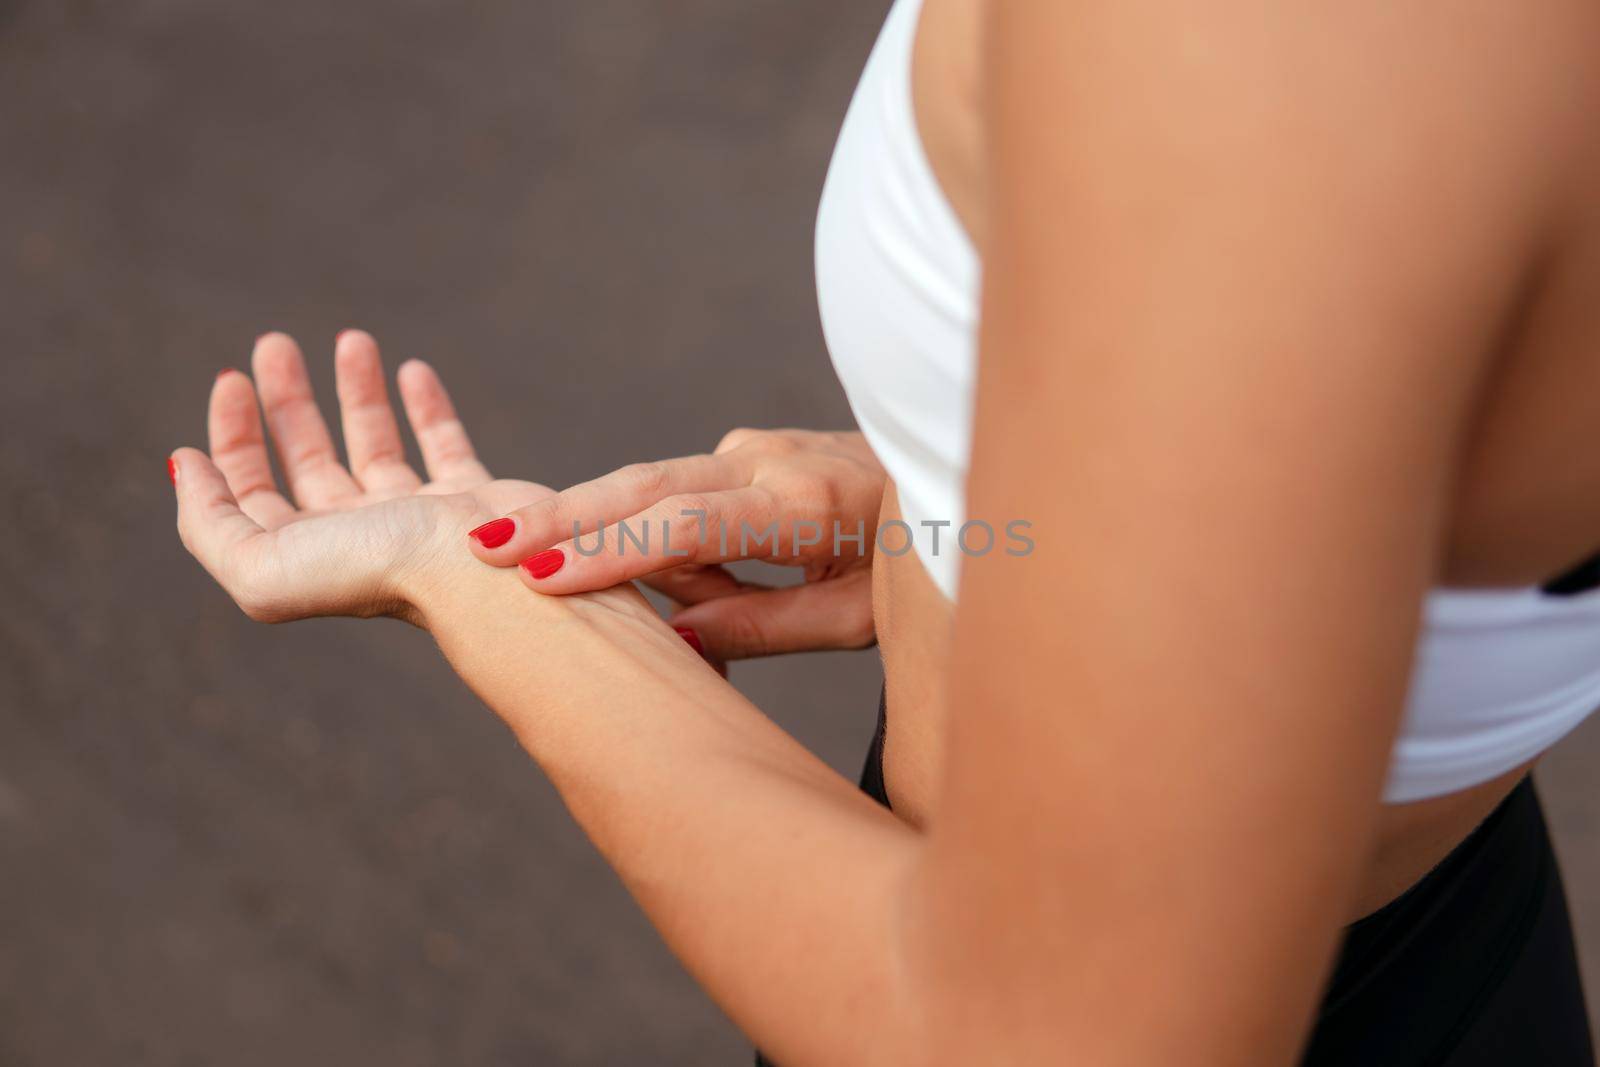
814, 0, 1600, 803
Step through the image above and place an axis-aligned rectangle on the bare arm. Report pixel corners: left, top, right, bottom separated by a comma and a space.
910, 0, 1554, 1057
408, 569, 921, 1065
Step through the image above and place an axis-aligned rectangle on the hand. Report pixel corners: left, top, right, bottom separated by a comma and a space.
171, 331, 554, 625
465, 428, 886, 660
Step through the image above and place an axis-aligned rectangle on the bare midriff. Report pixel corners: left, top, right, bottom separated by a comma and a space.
875, 0, 1600, 921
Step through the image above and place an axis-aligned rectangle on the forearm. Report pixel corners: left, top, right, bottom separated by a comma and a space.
412, 562, 923, 1066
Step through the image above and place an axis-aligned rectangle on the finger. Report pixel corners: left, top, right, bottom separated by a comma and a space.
252, 332, 363, 508
503, 485, 783, 594
714, 426, 765, 454
251, 332, 362, 508
207, 368, 297, 528
467, 452, 751, 565
333, 330, 423, 496
667, 571, 875, 660
170, 446, 271, 605
670, 625, 728, 677
641, 563, 749, 606
396, 359, 491, 485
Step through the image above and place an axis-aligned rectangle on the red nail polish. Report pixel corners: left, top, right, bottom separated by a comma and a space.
674, 627, 704, 657
520, 548, 564, 580
468, 517, 515, 549
167, 457, 179, 485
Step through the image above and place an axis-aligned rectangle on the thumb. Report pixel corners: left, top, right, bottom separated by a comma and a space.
667, 572, 874, 661
171, 446, 267, 594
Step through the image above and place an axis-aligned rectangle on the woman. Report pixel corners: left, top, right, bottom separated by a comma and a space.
171, 0, 1600, 1061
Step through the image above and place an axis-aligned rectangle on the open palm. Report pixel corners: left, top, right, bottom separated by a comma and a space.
172, 331, 554, 623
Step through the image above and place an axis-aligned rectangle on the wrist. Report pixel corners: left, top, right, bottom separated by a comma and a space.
397, 545, 514, 628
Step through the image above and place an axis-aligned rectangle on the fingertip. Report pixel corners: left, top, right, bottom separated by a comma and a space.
398, 359, 453, 419
251, 332, 304, 383
168, 446, 210, 494
665, 603, 708, 631
519, 548, 566, 582
673, 626, 706, 658
212, 366, 253, 394
467, 516, 517, 550
396, 358, 435, 390
666, 614, 727, 671
334, 328, 378, 359
334, 332, 382, 386
209, 367, 260, 439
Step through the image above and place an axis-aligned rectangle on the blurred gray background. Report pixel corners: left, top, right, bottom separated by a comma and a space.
1, 1, 1597, 1063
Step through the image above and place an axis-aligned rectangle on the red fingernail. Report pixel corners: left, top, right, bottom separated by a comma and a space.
167, 457, 179, 485
674, 627, 704, 657
468, 517, 516, 548
520, 548, 565, 580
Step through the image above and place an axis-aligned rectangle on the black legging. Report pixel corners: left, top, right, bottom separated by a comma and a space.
1303, 773, 1593, 1065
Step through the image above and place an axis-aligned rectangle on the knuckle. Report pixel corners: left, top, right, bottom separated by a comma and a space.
798, 471, 842, 520
715, 427, 761, 454
517, 495, 565, 541
285, 442, 335, 472
618, 461, 672, 499
657, 493, 712, 551
724, 609, 772, 658
660, 492, 712, 523
757, 431, 801, 457
358, 446, 407, 470
430, 440, 474, 466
